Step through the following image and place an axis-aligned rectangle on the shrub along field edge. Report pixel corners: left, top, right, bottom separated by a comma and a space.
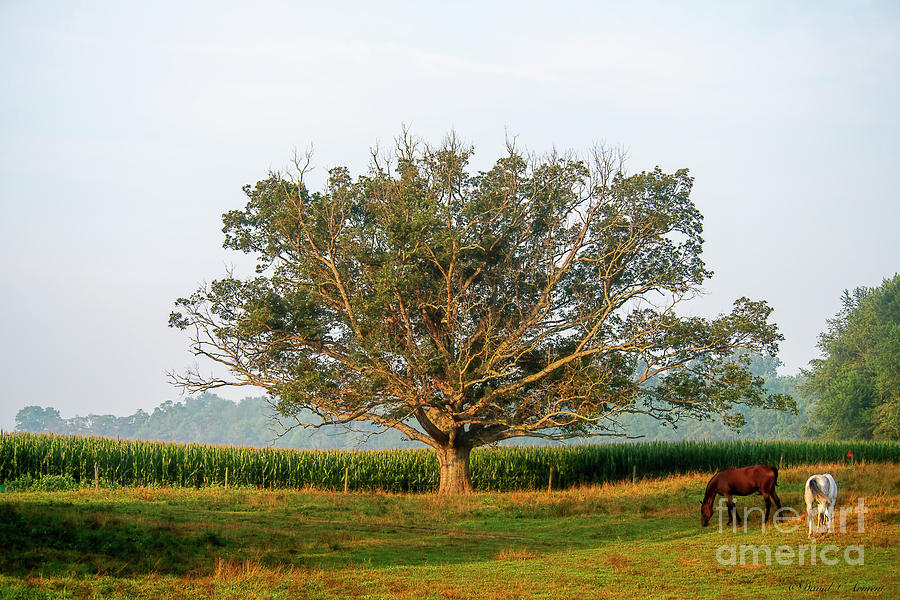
1, 431, 896, 493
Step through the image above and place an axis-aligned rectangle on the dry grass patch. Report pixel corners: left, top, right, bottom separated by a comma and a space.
212, 557, 277, 581
496, 547, 540, 561
605, 554, 630, 568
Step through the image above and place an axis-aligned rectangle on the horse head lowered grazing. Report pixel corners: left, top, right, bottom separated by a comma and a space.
804, 474, 838, 538
700, 465, 782, 527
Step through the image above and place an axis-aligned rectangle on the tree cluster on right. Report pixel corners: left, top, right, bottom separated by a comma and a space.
803, 274, 900, 440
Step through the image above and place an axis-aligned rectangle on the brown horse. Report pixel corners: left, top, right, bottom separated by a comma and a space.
700, 465, 781, 527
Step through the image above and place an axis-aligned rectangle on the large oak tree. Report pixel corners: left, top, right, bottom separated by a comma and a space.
170, 133, 791, 493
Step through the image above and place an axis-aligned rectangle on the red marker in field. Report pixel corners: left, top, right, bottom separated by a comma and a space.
847, 450, 853, 458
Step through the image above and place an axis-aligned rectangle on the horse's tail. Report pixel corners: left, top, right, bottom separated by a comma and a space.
771, 465, 779, 486
807, 478, 830, 505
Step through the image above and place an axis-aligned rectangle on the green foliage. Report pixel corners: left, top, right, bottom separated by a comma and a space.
170, 133, 789, 463
803, 274, 900, 440
619, 355, 814, 441
14, 406, 62, 432
3, 431, 896, 492
3, 474, 79, 492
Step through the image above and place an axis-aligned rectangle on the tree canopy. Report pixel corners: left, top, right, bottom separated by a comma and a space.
170, 132, 791, 493
803, 274, 900, 440
619, 354, 810, 441
14, 406, 62, 433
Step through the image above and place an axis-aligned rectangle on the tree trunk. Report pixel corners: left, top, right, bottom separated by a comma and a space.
437, 445, 474, 495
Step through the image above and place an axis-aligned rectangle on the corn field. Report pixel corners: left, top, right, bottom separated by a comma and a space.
1, 431, 897, 492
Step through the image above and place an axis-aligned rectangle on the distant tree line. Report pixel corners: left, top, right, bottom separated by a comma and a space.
13, 275, 897, 447
13, 396, 417, 450
14, 353, 812, 447
617, 354, 815, 441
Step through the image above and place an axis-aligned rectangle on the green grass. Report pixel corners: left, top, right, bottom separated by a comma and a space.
1, 462, 897, 599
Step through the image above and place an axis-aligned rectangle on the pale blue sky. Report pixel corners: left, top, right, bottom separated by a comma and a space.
1, 1, 898, 428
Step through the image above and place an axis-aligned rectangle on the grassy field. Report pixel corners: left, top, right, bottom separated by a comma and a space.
1, 462, 897, 599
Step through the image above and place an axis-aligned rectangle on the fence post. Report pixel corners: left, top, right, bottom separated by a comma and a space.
547, 466, 554, 493
632, 465, 636, 485
94, 462, 99, 491
343, 466, 349, 493
225, 467, 228, 490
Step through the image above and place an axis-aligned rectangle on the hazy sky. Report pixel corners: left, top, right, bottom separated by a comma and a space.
1, 1, 898, 429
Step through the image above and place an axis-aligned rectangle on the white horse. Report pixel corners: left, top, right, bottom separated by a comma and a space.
804, 474, 837, 537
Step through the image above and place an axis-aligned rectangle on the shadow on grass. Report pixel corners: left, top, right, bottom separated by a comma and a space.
0, 502, 229, 577
0, 497, 704, 578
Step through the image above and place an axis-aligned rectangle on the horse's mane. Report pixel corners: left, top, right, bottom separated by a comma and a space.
702, 473, 719, 505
